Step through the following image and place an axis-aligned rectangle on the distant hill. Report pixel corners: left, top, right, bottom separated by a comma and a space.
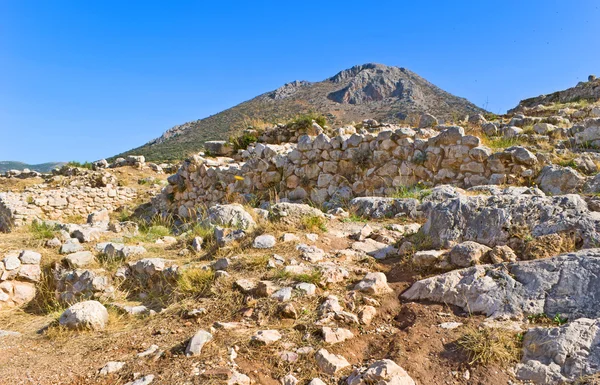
509, 76, 600, 112
0, 161, 66, 173
113, 63, 487, 162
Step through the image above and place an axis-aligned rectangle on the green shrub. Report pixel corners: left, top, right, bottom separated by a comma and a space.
230, 132, 258, 151
66, 161, 93, 169
288, 113, 327, 130
293, 271, 322, 285
302, 215, 327, 233
390, 183, 431, 200
29, 220, 59, 240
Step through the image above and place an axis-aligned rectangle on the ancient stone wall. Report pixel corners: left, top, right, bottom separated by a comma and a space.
156, 126, 542, 217
0, 185, 136, 232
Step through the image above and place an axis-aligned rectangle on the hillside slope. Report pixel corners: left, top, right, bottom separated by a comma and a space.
114, 63, 486, 161
0, 161, 65, 173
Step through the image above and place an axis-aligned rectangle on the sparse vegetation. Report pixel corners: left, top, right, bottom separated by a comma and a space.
230, 131, 259, 151
66, 161, 93, 169
527, 313, 568, 326
456, 327, 522, 366
341, 214, 368, 223
301, 215, 327, 233
288, 113, 327, 130
482, 136, 527, 149
29, 220, 59, 241
293, 271, 322, 285
390, 183, 431, 200
176, 268, 215, 298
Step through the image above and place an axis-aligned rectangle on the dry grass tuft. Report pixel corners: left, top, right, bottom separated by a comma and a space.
301, 215, 327, 233
176, 268, 215, 298
456, 326, 522, 365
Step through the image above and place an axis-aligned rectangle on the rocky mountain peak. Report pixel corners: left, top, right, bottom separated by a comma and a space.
327, 63, 425, 105
113, 63, 485, 161
264, 80, 312, 101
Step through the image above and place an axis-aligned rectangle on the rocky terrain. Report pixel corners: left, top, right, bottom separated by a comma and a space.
3, 77, 600, 385
113, 63, 486, 162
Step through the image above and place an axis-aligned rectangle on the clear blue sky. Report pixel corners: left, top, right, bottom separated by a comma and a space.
1, 1, 599, 163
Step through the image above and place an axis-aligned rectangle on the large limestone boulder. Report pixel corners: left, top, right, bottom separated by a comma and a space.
516, 318, 600, 384
349, 197, 420, 219
208, 204, 256, 230
418, 113, 438, 128
449, 241, 491, 267
269, 202, 324, 226
204, 141, 233, 156
536, 165, 586, 195
402, 249, 600, 320
59, 300, 109, 330
354, 272, 393, 295
418, 185, 600, 249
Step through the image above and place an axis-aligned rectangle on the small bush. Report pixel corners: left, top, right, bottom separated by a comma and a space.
302, 215, 327, 233
188, 223, 215, 244
484, 112, 500, 121
352, 149, 371, 169
341, 214, 368, 223
483, 136, 527, 149
66, 161, 93, 169
25, 267, 64, 315
246, 255, 271, 271
288, 113, 327, 130
135, 225, 171, 242
230, 132, 258, 151
390, 183, 431, 200
557, 158, 577, 169
176, 269, 215, 298
293, 271, 322, 285
456, 327, 521, 366
30, 220, 59, 240
527, 313, 568, 326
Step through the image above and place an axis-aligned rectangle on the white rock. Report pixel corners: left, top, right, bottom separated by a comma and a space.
19, 250, 41, 265
251, 329, 282, 345
228, 370, 251, 385
315, 348, 350, 375
63, 251, 95, 268
295, 282, 317, 297
253, 234, 276, 249
59, 300, 109, 330
321, 327, 354, 344
99, 361, 125, 376
439, 322, 463, 330
125, 375, 154, 385
185, 329, 213, 356
347, 359, 415, 385
354, 272, 393, 295
271, 287, 292, 302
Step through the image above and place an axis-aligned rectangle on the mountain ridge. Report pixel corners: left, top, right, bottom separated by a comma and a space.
113, 63, 487, 161
0, 161, 66, 173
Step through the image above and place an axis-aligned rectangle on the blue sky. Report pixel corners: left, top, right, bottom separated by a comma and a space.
1, 1, 599, 163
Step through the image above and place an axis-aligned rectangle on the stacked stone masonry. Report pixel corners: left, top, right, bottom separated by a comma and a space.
0, 185, 136, 232
157, 126, 542, 216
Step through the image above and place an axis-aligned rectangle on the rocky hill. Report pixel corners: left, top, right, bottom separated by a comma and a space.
7, 77, 600, 385
510, 75, 600, 112
0, 161, 65, 173
113, 63, 486, 162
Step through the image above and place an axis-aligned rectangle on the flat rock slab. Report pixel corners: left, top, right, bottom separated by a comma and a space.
516, 318, 600, 384
419, 185, 600, 249
402, 248, 600, 320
